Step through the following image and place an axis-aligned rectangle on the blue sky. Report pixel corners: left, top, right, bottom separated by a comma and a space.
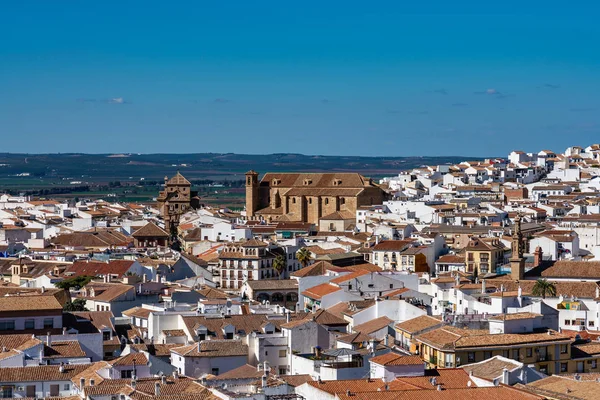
1, 1, 599, 156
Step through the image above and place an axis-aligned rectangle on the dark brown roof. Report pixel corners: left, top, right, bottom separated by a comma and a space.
132, 222, 169, 238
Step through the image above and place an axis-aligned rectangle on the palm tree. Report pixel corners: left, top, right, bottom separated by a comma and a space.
532, 279, 557, 299
296, 247, 312, 268
273, 255, 287, 279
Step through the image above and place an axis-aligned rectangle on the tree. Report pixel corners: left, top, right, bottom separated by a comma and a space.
63, 298, 89, 312
273, 255, 287, 278
532, 279, 556, 299
296, 247, 312, 268
55, 275, 96, 291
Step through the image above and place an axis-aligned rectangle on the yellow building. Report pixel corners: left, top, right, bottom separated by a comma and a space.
414, 313, 573, 375
464, 237, 506, 276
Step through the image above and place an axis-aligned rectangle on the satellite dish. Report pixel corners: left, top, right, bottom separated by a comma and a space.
226, 299, 232, 309
221, 383, 228, 390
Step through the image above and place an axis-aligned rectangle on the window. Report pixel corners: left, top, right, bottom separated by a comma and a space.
63, 384, 70, 391
24, 319, 35, 330
103, 331, 111, 341
565, 320, 571, 325
279, 349, 287, 358
121, 370, 133, 379
43, 318, 54, 329
0, 386, 13, 398
389, 284, 393, 289
592, 360, 597, 369
211, 368, 219, 376
526, 348, 532, 357
513, 349, 519, 360
483, 351, 492, 359
590, 321, 595, 328
467, 352, 475, 362
560, 344, 568, 354
0, 321, 15, 331
279, 367, 287, 375
560, 363, 567, 372
198, 333, 206, 341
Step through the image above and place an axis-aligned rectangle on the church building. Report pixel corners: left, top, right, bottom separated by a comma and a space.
245, 170, 388, 225
157, 172, 199, 240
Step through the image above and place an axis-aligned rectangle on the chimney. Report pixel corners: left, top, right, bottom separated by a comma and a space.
502, 367, 510, 384
596, 286, 599, 299
142, 274, 147, 283
41, 286, 45, 293
197, 341, 201, 353
46, 332, 52, 347
131, 379, 136, 389
534, 246, 543, 267
286, 311, 291, 324
59, 362, 65, 373
437, 385, 442, 391
161, 375, 167, 384
173, 370, 179, 380
80, 378, 85, 390
155, 382, 160, 396
63, 327, 67, 336
481, 279, 486, 293
262, 374, 268, 388
346, 390, 352, 396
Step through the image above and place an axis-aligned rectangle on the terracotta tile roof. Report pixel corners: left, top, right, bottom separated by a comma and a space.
534, 260, 600, 279
0, 295, 63, 312
336, 386, 543, 400
436, 254, 466, 264
0, 364, 90, 382
372, 240, 415, 252
462, 356, 522, 381
181, 314, 306, 339
44, 341, 87, 358
278, 374, 313, 387
393, 368, 474, 390
302, 283, 341, 299
132, 222, 169, 238
521, 375, 600, 400
77, 282, 134, 302
395, 315, 443, 335
327, 299, 376, 319
353, 316, 393, 334
417, 326, 572, 351
127, 343, 178, 357
291, 261, 344, 277
305, 378, 386, 394
370, 353, 424, 366
163, 329, 187, 337
109, 352, 149, 366
51, 230, 130, 248
66, 260, 135, 278
171, 340, 248, 357
337, 331, 373, 345
196, 286, 229, 300
207, 364, 263, 380
123, 306, 152, 319
246, 279, 298, 291
487, 277, 600, 299
488, 312, 541, 321
307, 309, 349, 326
0, 334, 43, 352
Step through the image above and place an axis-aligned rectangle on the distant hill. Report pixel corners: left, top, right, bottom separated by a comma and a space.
0, 153, 481, 184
